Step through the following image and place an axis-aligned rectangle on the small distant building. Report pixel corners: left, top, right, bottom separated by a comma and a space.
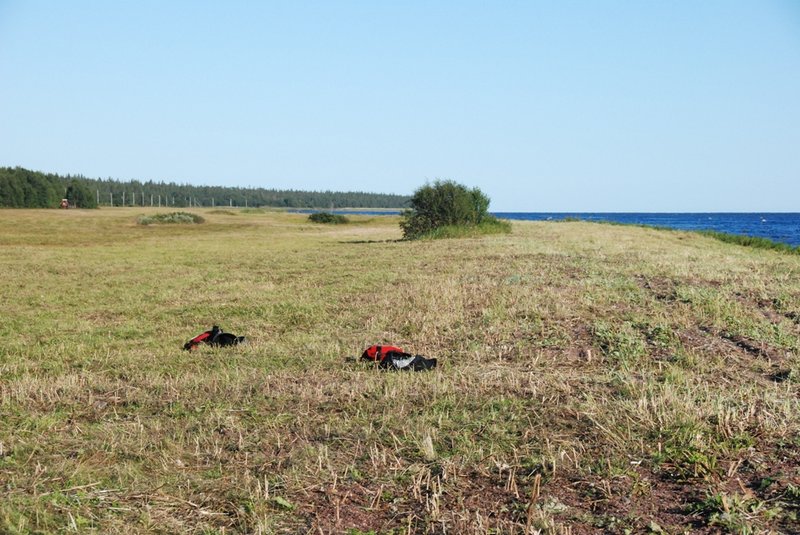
60, 199, 69, 209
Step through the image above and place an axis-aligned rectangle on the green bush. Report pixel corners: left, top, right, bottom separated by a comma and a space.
137, 212, 205, 225
308, 212, 349, 224
401, 180, 507, 240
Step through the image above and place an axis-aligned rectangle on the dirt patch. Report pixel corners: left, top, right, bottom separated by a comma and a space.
554, 468, 710, 534
715, 329, 786, 364
679, 326, 781, 384
297, 468, 530, 533
635, 275, 679, 302
299, 482, 400, 533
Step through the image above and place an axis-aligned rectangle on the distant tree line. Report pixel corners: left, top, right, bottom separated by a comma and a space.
0, 166, 410, 209
0, 167, 96, 208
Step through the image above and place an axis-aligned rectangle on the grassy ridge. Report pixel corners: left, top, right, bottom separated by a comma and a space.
697, 229, 800, 255
566, 216, 800, 255
1, 209, 799, 533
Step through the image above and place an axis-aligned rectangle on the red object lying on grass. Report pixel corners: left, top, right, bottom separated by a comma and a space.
183, 326, 245, 350
360, 344, 437, 371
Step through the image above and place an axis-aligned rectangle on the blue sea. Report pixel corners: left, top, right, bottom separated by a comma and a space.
494, 213, 800, 247
293, 210, 800, 247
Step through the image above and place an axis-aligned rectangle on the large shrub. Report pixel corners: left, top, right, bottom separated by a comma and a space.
401, 180, 506, 239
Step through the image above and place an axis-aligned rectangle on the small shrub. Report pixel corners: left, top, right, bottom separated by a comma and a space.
308, 212, 349, 224
137, 212, 205, 225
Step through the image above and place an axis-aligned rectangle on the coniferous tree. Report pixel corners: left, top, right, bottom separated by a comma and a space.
65, 180, 97, 208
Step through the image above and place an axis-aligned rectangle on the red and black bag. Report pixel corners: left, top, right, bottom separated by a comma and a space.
183, 326, 245, 350
360, 344, 437, 371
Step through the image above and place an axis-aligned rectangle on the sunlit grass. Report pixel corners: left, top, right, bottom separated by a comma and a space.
414, 217, 512, 240
0, 210, 798, 533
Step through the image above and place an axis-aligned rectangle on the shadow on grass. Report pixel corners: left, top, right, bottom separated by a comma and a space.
338, 239, 405, 244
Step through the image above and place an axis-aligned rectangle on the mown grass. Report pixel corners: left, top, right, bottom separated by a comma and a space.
0, 209, 798, 533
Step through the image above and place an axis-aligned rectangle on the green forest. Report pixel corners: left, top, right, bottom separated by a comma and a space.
0, 167, 410, 209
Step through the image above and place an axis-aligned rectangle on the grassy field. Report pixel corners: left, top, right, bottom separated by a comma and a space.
1, 208, 799, 534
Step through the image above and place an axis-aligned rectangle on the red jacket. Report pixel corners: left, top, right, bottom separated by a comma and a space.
361, 344, 405, 361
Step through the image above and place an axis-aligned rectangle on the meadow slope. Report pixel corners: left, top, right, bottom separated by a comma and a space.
1, 209, 799, 534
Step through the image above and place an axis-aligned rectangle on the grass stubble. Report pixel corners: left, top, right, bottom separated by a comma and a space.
0, 208, 799, 534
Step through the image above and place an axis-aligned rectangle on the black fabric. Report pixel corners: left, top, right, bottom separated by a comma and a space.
379, 351, 437, 371
183, 325, 245, 350
212, 332, 246, 347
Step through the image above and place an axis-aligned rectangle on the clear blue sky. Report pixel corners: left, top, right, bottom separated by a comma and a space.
1, 1, 798, 211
